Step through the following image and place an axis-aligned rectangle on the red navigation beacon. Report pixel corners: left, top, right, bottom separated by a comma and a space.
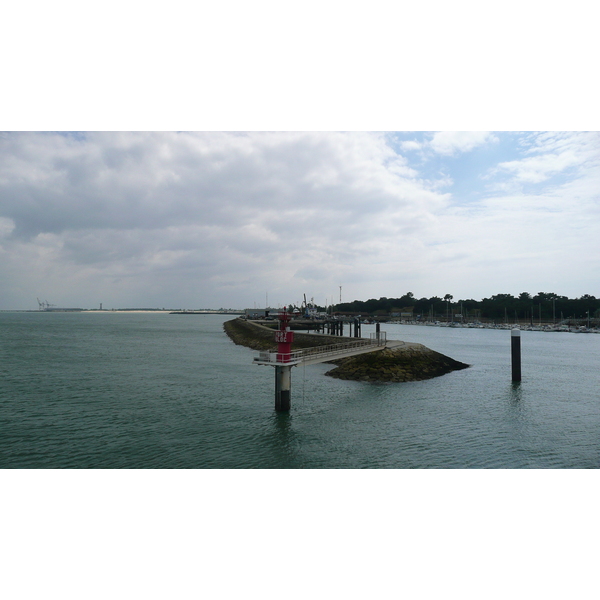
275, 306, 294, 362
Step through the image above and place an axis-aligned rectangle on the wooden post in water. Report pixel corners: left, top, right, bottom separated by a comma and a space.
511, 329, 521, 382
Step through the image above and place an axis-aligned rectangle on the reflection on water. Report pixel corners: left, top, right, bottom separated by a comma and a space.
267, 412, 301, 468
270, 412, 294, 447
510, 381, 522, 401
508, 381, 524, 416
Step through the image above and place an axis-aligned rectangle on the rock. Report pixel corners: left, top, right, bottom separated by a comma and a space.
324, 346, 469, 382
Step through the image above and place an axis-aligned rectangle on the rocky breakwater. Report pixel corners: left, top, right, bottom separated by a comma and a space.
325, 343, 469, 382
223, 318, 344, 351
224, 318, 469, 382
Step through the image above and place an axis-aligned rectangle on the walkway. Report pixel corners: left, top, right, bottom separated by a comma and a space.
253, 334, 407, 367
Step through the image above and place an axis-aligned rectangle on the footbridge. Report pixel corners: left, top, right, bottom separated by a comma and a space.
253, 307, 405, 411
254, 333, 389, 367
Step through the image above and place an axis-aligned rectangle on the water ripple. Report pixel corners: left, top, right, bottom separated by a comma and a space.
1, 314, 599, 468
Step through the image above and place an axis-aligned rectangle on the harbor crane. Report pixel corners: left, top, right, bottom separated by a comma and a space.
37, 298, 56, 311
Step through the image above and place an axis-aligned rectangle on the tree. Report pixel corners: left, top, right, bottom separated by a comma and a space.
443, 294, 453, 321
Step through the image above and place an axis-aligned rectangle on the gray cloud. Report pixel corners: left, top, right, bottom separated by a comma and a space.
0, 131, 598, 309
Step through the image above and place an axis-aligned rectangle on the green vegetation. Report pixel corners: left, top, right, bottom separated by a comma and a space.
224, 318, 347, 351
331, 292, 600, 323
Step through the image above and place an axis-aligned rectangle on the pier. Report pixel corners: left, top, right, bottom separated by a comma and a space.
252, 308, 394, 411
224, 314, 470, 410
253, 336, 389, 367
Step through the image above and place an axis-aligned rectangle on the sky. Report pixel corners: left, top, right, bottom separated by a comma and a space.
1, 130, 598, 310
2, 3, 598, 311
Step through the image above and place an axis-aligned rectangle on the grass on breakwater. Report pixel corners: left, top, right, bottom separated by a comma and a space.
223, 318, 345, 351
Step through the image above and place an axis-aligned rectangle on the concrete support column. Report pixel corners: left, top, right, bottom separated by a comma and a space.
275, 365, 292, 411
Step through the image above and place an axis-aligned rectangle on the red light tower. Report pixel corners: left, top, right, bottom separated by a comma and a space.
275, 306, 294, 362
275, 307, 294, 411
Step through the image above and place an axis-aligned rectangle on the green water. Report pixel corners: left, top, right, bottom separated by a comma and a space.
1, 312, 598, 468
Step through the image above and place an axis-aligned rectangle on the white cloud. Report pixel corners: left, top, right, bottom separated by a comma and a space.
491, 131, 599, 184
432, 133, 600, 297
494, 152, 580, 183
0, 217, 15, 237
477, 132, 600, 208
400, 140, 422, 152
428, 131, 498, 155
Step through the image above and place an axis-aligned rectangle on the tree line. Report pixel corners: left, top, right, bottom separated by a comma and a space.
329, 292, 600, 323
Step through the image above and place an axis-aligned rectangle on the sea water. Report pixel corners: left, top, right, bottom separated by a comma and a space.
1, 312, 598, 468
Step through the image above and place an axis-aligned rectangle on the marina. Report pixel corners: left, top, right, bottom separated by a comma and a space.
389, 320, 600, 333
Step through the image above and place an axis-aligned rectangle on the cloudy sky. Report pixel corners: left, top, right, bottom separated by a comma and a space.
0, 130, 598, 310
2, 3, 598, 310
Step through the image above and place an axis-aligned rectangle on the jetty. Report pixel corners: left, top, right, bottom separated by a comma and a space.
224, 313, 469, 411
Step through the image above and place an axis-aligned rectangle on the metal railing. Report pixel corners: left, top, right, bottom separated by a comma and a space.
254, 334, 387, 365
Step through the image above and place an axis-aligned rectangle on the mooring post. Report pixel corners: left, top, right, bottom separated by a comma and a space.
511, 329, 521, 382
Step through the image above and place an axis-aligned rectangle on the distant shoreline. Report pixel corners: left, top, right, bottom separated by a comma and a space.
0, 309, 244, 314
